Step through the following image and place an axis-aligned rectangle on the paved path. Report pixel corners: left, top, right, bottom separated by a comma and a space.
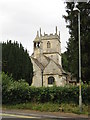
1, 109, 89, 120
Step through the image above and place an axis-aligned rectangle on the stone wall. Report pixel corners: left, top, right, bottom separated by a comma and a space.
31, 59, 42, 87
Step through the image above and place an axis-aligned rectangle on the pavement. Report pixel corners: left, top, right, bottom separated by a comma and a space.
1, 109, 89, 120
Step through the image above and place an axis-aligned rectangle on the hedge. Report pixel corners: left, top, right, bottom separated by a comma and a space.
2, 72, 90, 104
2, 85, 89, 104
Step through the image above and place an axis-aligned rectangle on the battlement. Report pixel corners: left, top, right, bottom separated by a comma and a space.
41, 33, 60, 40
34, 26, 60, 42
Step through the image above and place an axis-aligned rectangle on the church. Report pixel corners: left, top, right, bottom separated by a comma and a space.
31, 27, 67, 87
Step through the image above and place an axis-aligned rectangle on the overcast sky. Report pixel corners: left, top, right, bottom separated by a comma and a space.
0, 0, 70, 55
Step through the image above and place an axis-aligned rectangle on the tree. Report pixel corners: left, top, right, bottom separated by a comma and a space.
63, 2, 90, 83
0, 42, 2, 72
2, 40, 33, 85
61, 52, 69, 72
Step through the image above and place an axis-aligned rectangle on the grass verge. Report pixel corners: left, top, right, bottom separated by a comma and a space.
3, 102, 88, 115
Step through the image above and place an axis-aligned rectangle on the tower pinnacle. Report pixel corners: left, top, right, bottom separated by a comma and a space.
40, 28, 42, 36
59, 31, 60, 38
55, 26, 57, 35
37, 31, 39, 37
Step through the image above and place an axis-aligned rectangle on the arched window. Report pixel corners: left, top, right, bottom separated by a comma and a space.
48, 76, 55, 84
34, 42, 36, 48
37, 42, 40, 48
47, 41, 51, 48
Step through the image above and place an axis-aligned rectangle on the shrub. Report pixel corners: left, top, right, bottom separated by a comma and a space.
2, 73, 89, 104
2, 72, 30, 104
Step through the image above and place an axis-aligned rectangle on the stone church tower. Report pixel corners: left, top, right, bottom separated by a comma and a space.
33, 26, 61, 65
31, 27, 67, 87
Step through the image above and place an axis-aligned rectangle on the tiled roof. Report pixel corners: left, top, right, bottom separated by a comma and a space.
31, 57, 44, 70
31, 54, 67, 75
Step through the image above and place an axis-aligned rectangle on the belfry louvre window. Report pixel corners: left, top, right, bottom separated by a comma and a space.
47, 41, 51, 48
48, 76, 55, 84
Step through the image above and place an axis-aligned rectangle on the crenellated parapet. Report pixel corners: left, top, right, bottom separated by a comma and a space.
34, 26, 60, 42
41, 26, 60, 41
40, 33, 60, 41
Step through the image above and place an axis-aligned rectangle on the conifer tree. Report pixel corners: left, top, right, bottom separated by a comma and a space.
2, 40, 33, 85
63, 2, 90, 83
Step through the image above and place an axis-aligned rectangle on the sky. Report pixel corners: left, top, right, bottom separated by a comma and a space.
0, 0, 70, 55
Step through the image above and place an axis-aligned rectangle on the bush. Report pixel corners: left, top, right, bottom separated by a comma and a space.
2, 72, 30, 104
2, 73, 89, 104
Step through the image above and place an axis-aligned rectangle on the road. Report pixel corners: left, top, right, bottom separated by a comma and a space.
0, 109, 89, 120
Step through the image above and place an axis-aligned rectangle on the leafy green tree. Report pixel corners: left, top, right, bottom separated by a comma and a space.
63, 2, 90, 83
2, 40, 33, 85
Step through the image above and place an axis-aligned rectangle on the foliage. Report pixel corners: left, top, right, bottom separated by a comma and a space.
0, 42, 2, 73
3, 102, 88, 114
3, 102, 60, 112
61, 52, 69, 72
2, 72, 30, 103
2, 72, 13, 91
63, 2, 90, 83
2, 40, 33, 85
2, 73, 89, 104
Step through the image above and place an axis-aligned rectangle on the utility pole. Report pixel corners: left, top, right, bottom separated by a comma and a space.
73, 2, 82, 112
